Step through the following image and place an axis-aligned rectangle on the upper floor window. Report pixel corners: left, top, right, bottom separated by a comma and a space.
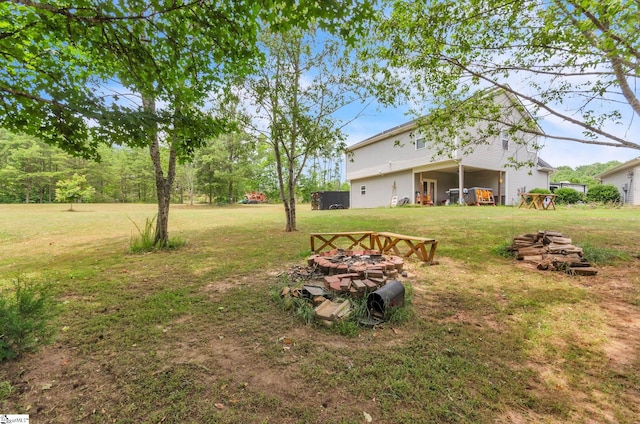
501, 131, 509, 150
416, 137, 426, 150
360, 185, 366, 195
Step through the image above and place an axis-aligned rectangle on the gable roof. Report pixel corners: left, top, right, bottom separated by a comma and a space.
537, 157, 555, 172
347, 87, 544, 152
347, 119, 418, 151
596, 157, 640, 179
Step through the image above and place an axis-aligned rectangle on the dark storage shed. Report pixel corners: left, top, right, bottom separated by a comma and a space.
311, 191, 350, 210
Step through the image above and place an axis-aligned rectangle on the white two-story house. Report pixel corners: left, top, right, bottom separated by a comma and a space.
345, 90, 554, 208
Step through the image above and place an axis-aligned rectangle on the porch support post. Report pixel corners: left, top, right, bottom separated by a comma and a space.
497, 171, 502, 206
458, 162, 464, 205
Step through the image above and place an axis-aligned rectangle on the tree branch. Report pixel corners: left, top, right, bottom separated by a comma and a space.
9, 0, 200, 24
444, 56, 640, 150
564, 0, 640, 64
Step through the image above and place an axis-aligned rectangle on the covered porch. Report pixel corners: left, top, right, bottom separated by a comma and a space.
412, 160, 506, 206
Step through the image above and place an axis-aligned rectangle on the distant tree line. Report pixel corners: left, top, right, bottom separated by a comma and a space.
547, 161, 623, 204
0, 129, 345, 205
550, 161, 621, 189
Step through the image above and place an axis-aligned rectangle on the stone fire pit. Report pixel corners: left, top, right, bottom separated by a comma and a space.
280, 248, 409, 325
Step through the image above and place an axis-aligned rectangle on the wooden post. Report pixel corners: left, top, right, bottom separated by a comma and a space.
458, 163, 464, 204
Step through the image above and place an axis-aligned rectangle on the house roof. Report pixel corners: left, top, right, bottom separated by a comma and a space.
537, 157, 555, 172
347, 119, 418, 151
595, 157, 640, 179
347, 87, 545, 153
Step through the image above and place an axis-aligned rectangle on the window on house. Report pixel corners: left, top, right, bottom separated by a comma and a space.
360, 185, 366, 195
501, 131, 509, 150
416, 137, 426, 150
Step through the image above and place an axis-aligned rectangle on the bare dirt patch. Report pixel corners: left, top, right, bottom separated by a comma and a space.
589, 266, 640, 371
511, 261, 640, 423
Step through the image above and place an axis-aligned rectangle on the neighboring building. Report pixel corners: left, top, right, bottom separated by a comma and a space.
345, 90, 554, 208
311, 191, 350, 210
596, 157, 640, 205
550, 181, 588, 194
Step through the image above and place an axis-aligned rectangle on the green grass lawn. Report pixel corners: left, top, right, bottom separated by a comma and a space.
1, 203, 639, 423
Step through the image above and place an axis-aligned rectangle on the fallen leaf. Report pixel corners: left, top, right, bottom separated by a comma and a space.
363, 411, 373, 422
215, 403, 225, 410
41, 383, 53, 390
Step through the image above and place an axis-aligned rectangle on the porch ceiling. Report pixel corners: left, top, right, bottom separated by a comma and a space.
413, 163, 494, 174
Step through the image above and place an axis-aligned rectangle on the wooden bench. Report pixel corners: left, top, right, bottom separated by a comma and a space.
373, 232, 438, 264
310, 231, 376, 253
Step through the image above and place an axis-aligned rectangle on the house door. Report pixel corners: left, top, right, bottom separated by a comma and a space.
422, 179, 437, 204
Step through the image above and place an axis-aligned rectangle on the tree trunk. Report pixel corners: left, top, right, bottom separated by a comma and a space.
143, 95, 177, 248
149, 137, 176, 248
274, 139, 291, 230
25, 178, 30, 204
287, 175, 296, 232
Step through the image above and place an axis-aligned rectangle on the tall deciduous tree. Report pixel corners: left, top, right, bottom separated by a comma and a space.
1, 0, 376, 245
55, 173, 95, 211
247, 30, 372, 231
374, 0, 640, 159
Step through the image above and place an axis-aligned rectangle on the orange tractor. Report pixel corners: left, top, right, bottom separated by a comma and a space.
243, 191, 267, 204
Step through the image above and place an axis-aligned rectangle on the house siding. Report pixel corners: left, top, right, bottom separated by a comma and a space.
506, 167, 549, 204
600, 165, 638, 205
350, 170, 413, 209
634, 167, 639, 205
347, 130, 452, 181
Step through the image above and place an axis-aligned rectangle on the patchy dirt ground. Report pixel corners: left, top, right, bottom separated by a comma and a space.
2, 259, 639, 423
500, 262, 640, 424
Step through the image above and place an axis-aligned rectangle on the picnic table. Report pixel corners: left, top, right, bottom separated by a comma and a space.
518, 193, 557, 210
